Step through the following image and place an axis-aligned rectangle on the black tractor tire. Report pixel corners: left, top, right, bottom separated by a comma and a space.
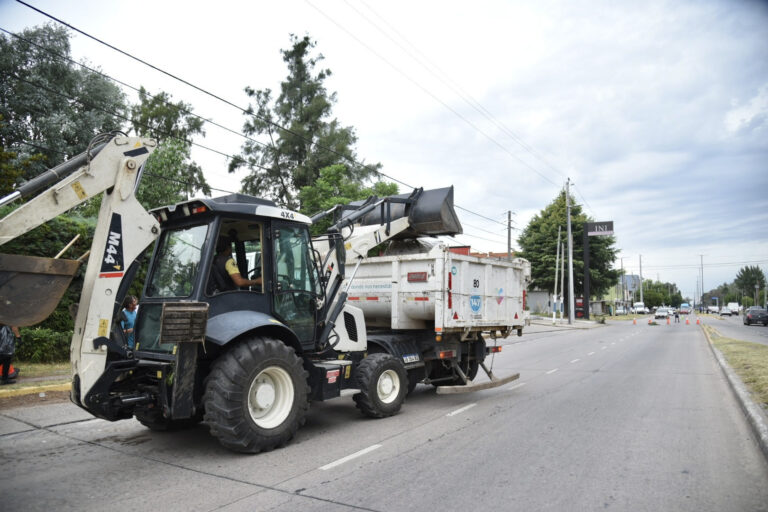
135, 407, 202, 432
203, 336, 309, 454
353, 353, 407, 418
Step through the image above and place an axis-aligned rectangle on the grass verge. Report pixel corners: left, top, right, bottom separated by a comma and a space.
704, 325, 768, 410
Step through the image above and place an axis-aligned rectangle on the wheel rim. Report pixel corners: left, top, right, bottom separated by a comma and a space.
376, 369, 401, 404
247, 366, 294, 429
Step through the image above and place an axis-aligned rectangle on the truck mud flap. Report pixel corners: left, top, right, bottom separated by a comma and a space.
0, 253, 80, 326
435, 371, 520, 395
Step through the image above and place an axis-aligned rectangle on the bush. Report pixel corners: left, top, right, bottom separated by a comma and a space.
16, 328, 71, 363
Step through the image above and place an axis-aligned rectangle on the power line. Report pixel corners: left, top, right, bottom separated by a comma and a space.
348, 0, 569, 182
8, 5, 519, 233
306, 0, 561, 189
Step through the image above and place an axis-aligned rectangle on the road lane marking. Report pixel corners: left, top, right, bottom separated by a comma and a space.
319, 444, 382, 470
602, 346, 607, 350
546, 368, 559, 374
508, 382, 527, 390
570, 359, 580, 363
588, 352, 595, 356
446, 403, 477, 417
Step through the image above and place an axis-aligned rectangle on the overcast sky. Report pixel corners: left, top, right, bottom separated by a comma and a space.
3, 0, 767, 302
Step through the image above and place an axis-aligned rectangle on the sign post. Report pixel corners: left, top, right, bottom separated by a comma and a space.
583, 221, 614, 320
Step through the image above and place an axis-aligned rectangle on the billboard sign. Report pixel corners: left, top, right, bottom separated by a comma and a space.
586, 221, 614, 236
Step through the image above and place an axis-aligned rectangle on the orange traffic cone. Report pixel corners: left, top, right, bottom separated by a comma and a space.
685, 318, 690, 325
633, 318, 637, 325
696, 318, 700, 325
666, 317, 670, 325
648, 318, 652, 325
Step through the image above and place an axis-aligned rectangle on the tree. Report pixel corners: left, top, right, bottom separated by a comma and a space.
129, 87, 211, 207
299, 164, 399, 234
0, 24, 127, 181
734, 266, 766, 301
229, 34, 380, 209
518, 191, 620, 299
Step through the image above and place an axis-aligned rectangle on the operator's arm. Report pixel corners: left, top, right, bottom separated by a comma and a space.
225, 259, 261, 288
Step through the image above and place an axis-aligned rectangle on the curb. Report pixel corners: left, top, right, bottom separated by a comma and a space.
701, 324, 768, 464
0, 382, 71, 399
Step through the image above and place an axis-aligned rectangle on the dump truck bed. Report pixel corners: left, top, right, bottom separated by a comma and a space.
344, 243, 531, 334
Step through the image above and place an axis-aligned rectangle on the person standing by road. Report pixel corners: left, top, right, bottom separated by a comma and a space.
120, 295, 138, 349
0, 324, 20, 384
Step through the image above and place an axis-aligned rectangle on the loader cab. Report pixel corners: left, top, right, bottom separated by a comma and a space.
135, 195, 323, 355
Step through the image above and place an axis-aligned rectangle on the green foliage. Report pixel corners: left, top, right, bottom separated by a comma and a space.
518, 190, 620, 299
299, 164, 399, 234
16, 328, 71, 363
734, 266, 766, 297
641, 280, 683, 308
0, 24, 127, 180
230, 34, 380, 209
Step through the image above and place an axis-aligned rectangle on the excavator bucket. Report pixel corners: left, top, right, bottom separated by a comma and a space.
0, 253, 80, 326
345, 186, 463, 239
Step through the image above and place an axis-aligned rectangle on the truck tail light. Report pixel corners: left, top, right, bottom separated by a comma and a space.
489, 346, 502, 353
523, 290, 527, 310
438, 350, 455, 359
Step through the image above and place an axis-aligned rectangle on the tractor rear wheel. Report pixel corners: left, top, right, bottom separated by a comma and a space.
204, 336, 309, 453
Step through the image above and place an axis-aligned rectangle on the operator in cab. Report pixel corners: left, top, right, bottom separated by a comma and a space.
210, 237, 261, 292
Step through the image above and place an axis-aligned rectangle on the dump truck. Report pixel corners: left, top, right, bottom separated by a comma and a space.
0, 134, 530, 453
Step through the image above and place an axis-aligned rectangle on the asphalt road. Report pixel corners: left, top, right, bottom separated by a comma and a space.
1, 321, 767, 511
702, 312, 768, 345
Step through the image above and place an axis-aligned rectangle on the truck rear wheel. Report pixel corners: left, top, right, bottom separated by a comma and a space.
203, 336, 309, 454
354, 353, 407, 418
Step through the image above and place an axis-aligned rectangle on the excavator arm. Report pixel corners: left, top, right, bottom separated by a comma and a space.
0, 134, 158, 401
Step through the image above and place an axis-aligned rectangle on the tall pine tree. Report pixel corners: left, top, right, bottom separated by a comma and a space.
229, 34, 380, 209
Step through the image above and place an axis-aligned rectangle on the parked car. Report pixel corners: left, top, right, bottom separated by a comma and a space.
615, 306, 627, 315
743, 306, 768, 326
655, 308, 669, 319
707, 305, 719, 314
719, 307, 732, 316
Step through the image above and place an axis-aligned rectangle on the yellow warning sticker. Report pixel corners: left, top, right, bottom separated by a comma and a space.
98, 319, 109, 337
345, 365, 351, 379
71, 181, 87, 200
172, 345, 177, 355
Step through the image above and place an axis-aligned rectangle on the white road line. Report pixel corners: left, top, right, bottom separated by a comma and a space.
508, 382, 527, 390
588, 351, 595, 356
602, 346, 607, 350
446, 403, 478, 417
570, 359, 580, 364
546, 368, 559, 375
319, 444, 382, 471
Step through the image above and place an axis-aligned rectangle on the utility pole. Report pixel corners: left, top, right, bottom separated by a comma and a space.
620, 257, 625, 309
700, 255, 704, 300
560, 241, 565, 322
553, 226, 561, 325
507, 211, 512, 260
639, 254, 644, 304
566, 179, 575, 324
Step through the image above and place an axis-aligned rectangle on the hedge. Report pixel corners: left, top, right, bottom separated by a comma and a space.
16, 328, 71, 363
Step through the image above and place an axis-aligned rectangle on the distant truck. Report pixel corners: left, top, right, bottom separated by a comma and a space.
679, 303, 691, 314
727, 302, 740, 315
633, 301, 648, 314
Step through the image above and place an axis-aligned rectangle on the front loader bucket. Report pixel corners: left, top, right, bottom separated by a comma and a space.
0, 253, 80, 326
349, 186, 463, 238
